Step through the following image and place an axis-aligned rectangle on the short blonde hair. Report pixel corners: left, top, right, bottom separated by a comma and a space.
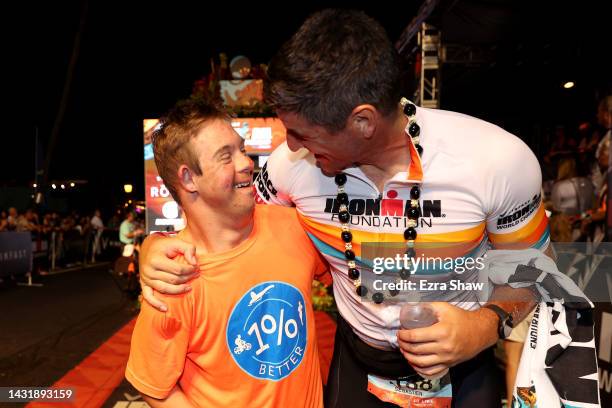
556, 158, 576, 181
153, 98, 227, 205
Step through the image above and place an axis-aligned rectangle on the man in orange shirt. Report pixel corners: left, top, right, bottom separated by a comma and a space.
125, 99, 326, 407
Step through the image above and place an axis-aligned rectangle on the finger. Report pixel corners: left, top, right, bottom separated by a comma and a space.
401, 352, 442, 369
415, 364, 448, 378
184, 246, 197, 266
141, 283, 168, 312
397, 325, 443, 343
397, 338, 439, 355
147, 279, 193, 295
143, 269, 199, 286
426, 302, 453, 320
164, 240, 197, 260
151, 257, 198, 276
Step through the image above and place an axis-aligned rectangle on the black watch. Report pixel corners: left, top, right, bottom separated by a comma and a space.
483, 304, 514, 340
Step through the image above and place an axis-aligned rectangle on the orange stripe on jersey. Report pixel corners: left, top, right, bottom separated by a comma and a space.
488, 204, 549, 248
407, 136, 423, 182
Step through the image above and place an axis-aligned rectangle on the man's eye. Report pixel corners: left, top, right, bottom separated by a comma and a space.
220, 153, 231, 161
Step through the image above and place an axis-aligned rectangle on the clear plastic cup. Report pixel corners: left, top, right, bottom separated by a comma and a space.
399, 302, 449, 380
400, 302, 438, 329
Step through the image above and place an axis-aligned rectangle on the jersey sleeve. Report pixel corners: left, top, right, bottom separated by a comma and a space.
484, 138, 550, 250
125, 292, 193, 399
285, 207, 331, 285
253, 143, 295, 206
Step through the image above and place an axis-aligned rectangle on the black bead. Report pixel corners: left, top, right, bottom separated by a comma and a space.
341, 231, 353, 243
389, 288, 400, 297
405, 248, 416, 258
410, 186, 421, 200
416, 144, 423, 156
399, 268, 411, 280
356, 285, 368, 297
403, 103, 416, 117
344, 249, 355, 260
372, 292, 384, 304
407, 207, 419, 219
404, 227, 417, 241
335, 173, 347, 186
348, 268, 360, 280
337, 192, 349, 205
339, 210, 350, 223
409, 122, 420, 137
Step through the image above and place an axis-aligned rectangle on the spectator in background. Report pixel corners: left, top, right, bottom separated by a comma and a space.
90, 209, 104, 261
581, 136, 610, 243
551, 158, 595, 215
6, 207, 18, 231
119, 212, 144, 247
91, 210, 104, 232
16, 209, 39, 233
577, 122, 600, 176
41, 213, 55, 235
549, 158, 595, 242
0, 210, 7, 231
589, 95, 612, 192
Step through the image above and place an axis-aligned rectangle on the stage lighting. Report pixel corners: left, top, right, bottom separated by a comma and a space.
563, 81, 575, 89
51, 184, 56, 189
124, 184, 133, 193
70, 182, 75, 187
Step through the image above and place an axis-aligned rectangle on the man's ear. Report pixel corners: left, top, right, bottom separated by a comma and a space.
347, 104, 377, 140
177, 165, 198, 194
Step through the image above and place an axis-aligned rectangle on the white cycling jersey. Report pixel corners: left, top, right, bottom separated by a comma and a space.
254, 104, 549, 349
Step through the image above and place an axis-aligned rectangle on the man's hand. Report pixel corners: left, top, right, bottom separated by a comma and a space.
397, 302, 498, 378
140, 233, 199, 312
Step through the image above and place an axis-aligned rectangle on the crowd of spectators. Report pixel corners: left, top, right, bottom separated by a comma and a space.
0, 207, 140, 270
543, 95, 612, 243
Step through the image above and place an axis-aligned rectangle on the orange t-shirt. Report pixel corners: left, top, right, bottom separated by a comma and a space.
126, 205, 327, 407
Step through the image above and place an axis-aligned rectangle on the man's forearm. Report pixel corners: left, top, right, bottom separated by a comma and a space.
483, 244, 554, 332
485, 286, 537, 325
142, 386, 195, 408
473, 286, 537, 353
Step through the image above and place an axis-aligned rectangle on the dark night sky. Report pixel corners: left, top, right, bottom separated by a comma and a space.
4, 0, 611, 211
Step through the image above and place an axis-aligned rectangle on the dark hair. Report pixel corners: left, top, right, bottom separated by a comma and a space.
152, 98, 227, 205
265, 9, 401, 132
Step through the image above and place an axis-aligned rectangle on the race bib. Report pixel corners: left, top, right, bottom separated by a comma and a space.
226, 281, 307, 381
367, 372, 452, 407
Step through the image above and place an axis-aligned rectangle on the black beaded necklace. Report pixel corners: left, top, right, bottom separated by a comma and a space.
334, 98, 422, 304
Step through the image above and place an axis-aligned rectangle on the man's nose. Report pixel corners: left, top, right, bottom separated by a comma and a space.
238, 152, 254, 173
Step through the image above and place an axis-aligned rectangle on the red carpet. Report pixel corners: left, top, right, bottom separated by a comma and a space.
27, 319, 136, 408
26, 311, 336, 408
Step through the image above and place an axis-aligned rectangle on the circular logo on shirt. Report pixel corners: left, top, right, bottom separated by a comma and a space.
226, 281, 307, 381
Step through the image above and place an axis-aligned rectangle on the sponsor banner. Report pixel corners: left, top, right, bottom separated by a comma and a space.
0, 232, 32, 277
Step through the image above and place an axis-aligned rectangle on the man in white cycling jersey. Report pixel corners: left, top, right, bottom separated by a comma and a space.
139, 9, 549, 407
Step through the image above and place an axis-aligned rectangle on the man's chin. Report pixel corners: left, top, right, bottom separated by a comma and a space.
319, 168, 337, 177
315, 160, 339, 176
